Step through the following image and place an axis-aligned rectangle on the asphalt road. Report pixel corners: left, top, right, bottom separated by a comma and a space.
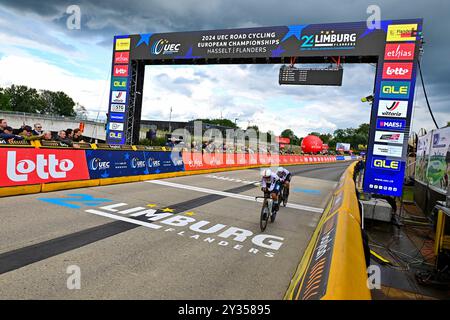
0, 161, 351, 299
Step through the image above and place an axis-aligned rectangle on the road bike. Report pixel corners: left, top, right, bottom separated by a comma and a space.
256, 192, 278, 232
279, 183, 289, 207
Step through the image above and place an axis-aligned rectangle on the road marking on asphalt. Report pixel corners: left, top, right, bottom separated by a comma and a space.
146, 180, 323, 214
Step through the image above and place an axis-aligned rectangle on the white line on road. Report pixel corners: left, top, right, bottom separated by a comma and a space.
145, 180, 323, 214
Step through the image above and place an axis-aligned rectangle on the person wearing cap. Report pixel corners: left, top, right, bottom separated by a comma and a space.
18, 125, 42, 141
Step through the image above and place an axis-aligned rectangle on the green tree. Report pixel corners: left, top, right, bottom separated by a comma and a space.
39, 90, 76, 116
195, 118, 238, 129
0, 87, 11, 111
4, 85, 43, 113
281, 129, 294, 138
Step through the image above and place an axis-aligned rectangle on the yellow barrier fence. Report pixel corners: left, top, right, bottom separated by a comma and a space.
284, 162, 371, 300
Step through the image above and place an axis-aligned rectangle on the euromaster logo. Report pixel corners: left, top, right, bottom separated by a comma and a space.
113, 65, 128, 77
301, 30, 357, 50
384, 43, 415, 60
371, 158, 401, 171
114, 51, 130, 64
386, 24, 418, 42
377, 100, 408, 118
115, 38, 130, 51
376, 118, 406, 131
111, 77, 128, 90
382, 62, 413, 80
380, 81, 410, 99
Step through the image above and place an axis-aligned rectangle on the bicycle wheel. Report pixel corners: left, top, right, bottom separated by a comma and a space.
260, 201, 270, 232
282, 187, 289, 207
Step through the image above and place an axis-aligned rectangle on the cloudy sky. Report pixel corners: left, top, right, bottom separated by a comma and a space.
0, 0, 448, 136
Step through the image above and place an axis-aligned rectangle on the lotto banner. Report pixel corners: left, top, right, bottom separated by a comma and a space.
0, 148, 89, 187
182, 153, 338, 171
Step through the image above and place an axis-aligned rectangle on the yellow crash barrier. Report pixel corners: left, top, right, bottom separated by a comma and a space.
284, 162, 370, 300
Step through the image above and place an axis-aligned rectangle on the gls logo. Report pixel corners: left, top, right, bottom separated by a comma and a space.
379, 81, 410, 99
6, 151, 74, 182
372, 158, 400, 171
109, 131, 123, 139
151, 39, 181, 55
89, 158, 110, 171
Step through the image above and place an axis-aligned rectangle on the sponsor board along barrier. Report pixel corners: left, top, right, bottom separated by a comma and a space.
0, 146, 356, 197
284, 162, 370, 300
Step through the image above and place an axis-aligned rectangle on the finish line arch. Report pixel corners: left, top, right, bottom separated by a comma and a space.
106, 18, 423, 198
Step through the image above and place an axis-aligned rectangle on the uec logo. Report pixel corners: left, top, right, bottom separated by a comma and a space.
151, 39, 181, 55
147, 158, 161, 168
89, 158, 110, 171
6, 151, 74, 182
131, 157, 146, 169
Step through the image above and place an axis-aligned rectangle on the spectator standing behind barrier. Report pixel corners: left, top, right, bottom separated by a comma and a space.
41, 131, 53, 142
55, 130, 80, 148
0, 119, 8, 134
0, 126, 24, 142
72, 128, 85, 143
18, 125, 42, 141
32, 123, 43, 136
66, 128, 74, 140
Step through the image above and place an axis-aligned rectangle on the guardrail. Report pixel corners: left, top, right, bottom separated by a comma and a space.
0, 145, 356, 197
284, 161, 371, 300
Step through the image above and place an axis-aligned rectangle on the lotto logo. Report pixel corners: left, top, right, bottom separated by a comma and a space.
382, 63, 413, 80
113, 65, 128, 77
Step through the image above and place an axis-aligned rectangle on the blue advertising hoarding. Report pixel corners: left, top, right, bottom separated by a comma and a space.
363, 21, 422, 197
85, 150, 184, 179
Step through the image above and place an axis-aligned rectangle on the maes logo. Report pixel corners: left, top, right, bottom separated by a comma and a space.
376, 118, 406, 131
301, 30, 357, 50
372, 158, 401, 171
151, 39, 181, 55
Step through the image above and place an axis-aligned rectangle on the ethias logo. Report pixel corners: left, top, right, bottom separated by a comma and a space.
6, 151, 74, 182
384, 43, 415, 60
151, 39, 181, 55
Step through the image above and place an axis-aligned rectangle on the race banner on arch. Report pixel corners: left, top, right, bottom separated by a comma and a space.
105, 19, 424, 198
